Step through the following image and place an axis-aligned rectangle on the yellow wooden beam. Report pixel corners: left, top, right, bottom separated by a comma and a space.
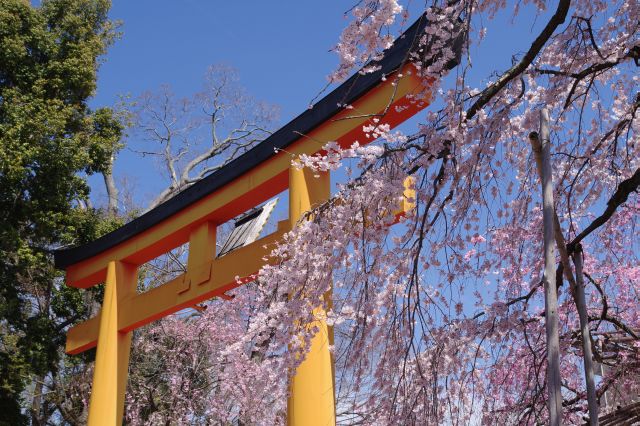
394, 176, 416, 218
66, 177, 415, 355
66, 222, 288, 355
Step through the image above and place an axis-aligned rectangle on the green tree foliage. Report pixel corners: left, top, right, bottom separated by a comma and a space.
0, 1, 121, 423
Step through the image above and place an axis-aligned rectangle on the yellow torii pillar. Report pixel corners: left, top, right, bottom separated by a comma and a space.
287, 165, 335, 426
87, 261, 137, 424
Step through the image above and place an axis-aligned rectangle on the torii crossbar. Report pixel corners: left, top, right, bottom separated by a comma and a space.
54, 15, 460, 425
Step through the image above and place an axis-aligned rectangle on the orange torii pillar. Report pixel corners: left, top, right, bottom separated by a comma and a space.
287, 166, 335, 425
86, 261, 137, 423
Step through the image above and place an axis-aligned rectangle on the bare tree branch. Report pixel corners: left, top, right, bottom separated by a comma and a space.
465, 0, 571, 120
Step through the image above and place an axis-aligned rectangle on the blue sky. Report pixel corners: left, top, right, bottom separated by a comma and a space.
88, 1, 548, 208
93, 2, 350, 116
89, 1, 352, 205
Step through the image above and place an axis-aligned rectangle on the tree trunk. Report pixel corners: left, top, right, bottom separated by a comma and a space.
572, 246, 599, 425
30, 379, 44, 426
530, 108, 563, 425
103, 153, 119, 215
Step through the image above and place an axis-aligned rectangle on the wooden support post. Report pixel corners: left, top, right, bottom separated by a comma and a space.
87, 260, 138, 426
287, 165, 335, 426
572, 245, 599, 425
179, 221, 217, 294
530, 108, 563, 425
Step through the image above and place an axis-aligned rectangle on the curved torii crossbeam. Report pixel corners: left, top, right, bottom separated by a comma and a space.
54, 14, 460, 425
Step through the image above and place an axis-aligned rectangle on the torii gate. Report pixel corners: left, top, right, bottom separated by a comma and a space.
54, 15, 459, 425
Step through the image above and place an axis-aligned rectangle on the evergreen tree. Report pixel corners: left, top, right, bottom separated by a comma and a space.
0, 1, 121, 423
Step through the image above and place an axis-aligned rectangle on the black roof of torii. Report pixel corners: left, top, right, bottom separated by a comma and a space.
54, 13, 461, 269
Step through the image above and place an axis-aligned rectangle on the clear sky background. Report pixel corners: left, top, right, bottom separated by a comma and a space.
89, 1, 359, 206
88, 1, 548, 209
